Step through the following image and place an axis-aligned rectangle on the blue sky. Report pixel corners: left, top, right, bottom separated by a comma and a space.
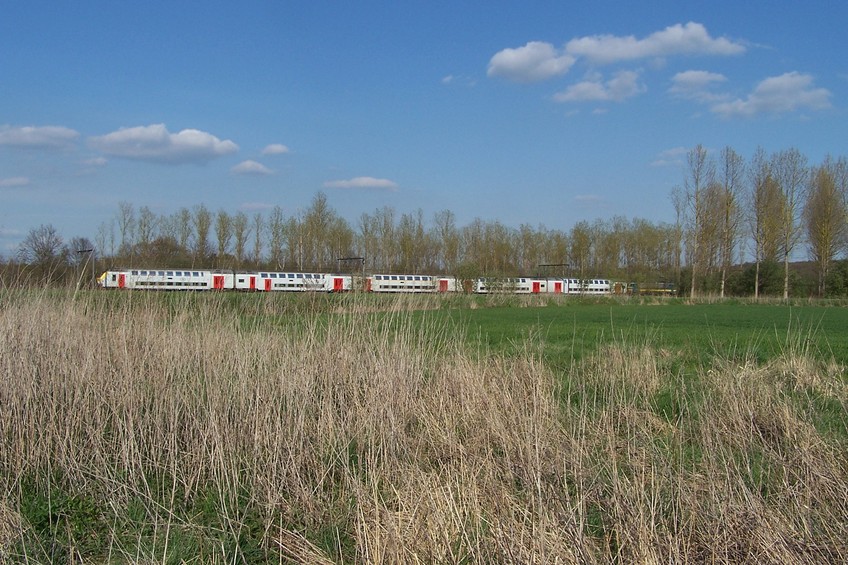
2, 1, 846, 255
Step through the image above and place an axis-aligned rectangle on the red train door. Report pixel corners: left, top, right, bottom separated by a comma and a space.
554, 281, 562, 294
118, 273, 125, 289
334, 277, 344, 292
249, 276, 256, 290
265, 279, 272, 291
213, 275, 225, 290
439, 279, 449, 292
532, 281, 541, 294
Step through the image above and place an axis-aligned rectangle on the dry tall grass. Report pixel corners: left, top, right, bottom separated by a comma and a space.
0, 290, 845, 563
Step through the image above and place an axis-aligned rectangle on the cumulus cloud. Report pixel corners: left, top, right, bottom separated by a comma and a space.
0, 125, 79, 149
323, 177, 399, 191
711, 72, 831, 118
231, 160, 274, 176
488, 23, 743, 85
669, 70, 728, 102
554, 70, 645, 102
565, 22, 744, 65
89, 124, 238, 164
487, 41, 575, 82
261, 143, 289, 155
0, 176, 31, 188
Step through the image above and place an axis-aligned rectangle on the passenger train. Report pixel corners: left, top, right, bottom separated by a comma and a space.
97, 268, 673, 296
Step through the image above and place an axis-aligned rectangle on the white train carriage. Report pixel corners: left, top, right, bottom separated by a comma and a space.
582, 279, 612, 294
367, 274, 437, 293
254, 272, 332, 292
98, 269, 233, 290
562, 278, 583, 294
475, 277, 562, 294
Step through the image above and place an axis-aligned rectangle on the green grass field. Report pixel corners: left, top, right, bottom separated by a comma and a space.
430, 301, 848, 368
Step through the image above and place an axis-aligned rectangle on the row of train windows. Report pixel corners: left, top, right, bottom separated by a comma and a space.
374, 275, 432, 281
131, 270, 202, 277
136, 281, 208, 287
272, 282, 320, 288
260, 273, 321, 279
375, 284, 434, 290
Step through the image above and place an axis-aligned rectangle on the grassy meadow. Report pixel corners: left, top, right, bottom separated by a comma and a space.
0, 290, 846, 563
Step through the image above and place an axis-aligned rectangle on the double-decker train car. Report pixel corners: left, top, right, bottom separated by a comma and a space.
98, 269, 235, 290
365, 274, 438, 293
97, 268, 643, 297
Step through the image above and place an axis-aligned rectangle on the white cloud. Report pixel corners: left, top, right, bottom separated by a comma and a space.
669, 70, 728, 102
487, 41, 575, 83
261, 143, 289, 155
231, 160, 274, 176
89, 124, 238, 164
239, 202, 275, 211
82, 156, 108, 167
0, 227, 23, 238
488, 23, 743, 85
323, 176, 399, 190
565, 22, 744, 65
711, 72, 831, 118
650, 147, 688, 167
0, 176, 31, 187
0, 125, 80, 149
442, 74, 477, 87
554, 70, 645, 102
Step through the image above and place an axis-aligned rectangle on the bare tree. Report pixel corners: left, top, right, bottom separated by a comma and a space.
136, 206, 158, 257
375, 206, 396, 272
569, 220, 592, 280
432, 209, 459, 274
267, 206, 285, 268
192, 204, 212, 262
670, 185, 685, 286
96, 219, 115, 258
717, 146, 745, 297
117, 201, 136, 257
357, 212, 378, 271
175, 207, 193, 254
214, 209, 233, 265
772, 148, 809, 299
684, 144, 715, 298
18, 224, 68, 284
804, 156, 847, 295
251, 212, 264, 266
232, 211, 250, 267
747, 148, 784, 298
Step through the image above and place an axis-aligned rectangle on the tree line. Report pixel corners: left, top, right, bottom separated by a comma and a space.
678, 145, 848, 298
6, 145, 848, 297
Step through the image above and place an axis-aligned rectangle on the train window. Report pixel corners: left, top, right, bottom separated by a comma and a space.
296, 274, 303, 278
391, 276, 398, 280
131, 271, 138, 275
